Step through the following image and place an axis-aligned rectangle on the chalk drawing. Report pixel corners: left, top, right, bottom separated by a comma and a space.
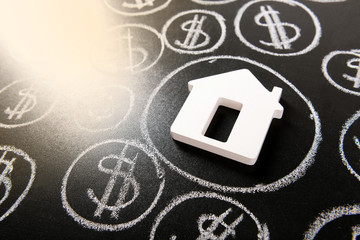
91, 24, 164, 74
149, 191, 269, 239
322, 49, 360, 96
140, 55, 322, 193
4, 84, 37, 120
61, 139, 165, 231
308, 0, 346, 2
197, 208, 244, 239
0, 79, 57, 128
352, 225, 360, 240
343, 57, 360, 88
354, 136, 360, 150
192, 0, 237, 5
340, 110, 360, 182
255, 5, 301, 50
87, 150, 139, 219
162, 10, 226, 55
303, 204, 360, 239
234, 0, 321, 56
74, 85, 134, 132
103, 0, 171, 16
174, 14, 210, 50
0, 145, 36, 222
0, 151, 15, 205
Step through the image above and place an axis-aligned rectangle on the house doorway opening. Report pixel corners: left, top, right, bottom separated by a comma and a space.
204, 105, 240, 142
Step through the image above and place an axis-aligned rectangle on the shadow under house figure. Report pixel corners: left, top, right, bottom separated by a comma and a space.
170, 69, 284, 165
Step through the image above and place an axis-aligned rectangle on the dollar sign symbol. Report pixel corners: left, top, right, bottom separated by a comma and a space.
342, 56, 360, 88
119, 28, 148, 72
196, 208, 244, 240
0, 151, 16, 205
122, 0, 155, 9
174, 14, 211, 50
87, 145, 139, 219
255, 5, 301, 50
4, 86, 37, 120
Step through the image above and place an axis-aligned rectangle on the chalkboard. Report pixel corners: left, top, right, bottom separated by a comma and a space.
0, 0, 359, 239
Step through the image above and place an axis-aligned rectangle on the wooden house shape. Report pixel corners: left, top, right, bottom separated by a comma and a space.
170, 69, 284, 165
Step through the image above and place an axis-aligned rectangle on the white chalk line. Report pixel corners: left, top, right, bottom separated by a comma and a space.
0, 79, 57, 128
197, 208, 244, 239
192, 0, 237, 5
234, 0, 322, 56
307, 0, 346, 2
61, 139, 165, 231
256, 5, 301, 50
149, 191, 269, 240
0, 145, 36, 222
140, 55, 322, 193
303, 203, 360, 239
354, 136, 360, 150
103, 0, 172, 16
0, 151, 15, 205
322, 49, 360, 96
91, 23, 164, 74
162, 9, 226, 55
352, 224, 360, 240
174, 14, 210, 50
74, 85, 135, 132
87, 147, 140, 219
339, 109, 360, 182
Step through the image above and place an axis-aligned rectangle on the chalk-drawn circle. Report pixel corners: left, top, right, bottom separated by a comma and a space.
162, 9, 226, 55
74, 85, 134, 132
61, 139, 165, 231
0, 145, 36, 221
141, 56, 322, 193
91, 24, 164, 74
103, 0, 172, 16
192, 0, 237, 5
322, 50, 360, 96
0, 79, 57, 128
303, 204, 360, 239
340, 110, 360, 182
234, 0, 321, 56
150, 191, 269, 239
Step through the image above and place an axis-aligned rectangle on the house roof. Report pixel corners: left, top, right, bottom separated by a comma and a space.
188, 69, 283, 118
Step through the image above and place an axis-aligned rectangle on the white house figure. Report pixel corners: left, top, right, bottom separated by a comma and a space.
170, 69, 284, 165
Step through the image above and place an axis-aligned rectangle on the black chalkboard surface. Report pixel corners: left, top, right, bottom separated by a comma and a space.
0, 0, 360, 239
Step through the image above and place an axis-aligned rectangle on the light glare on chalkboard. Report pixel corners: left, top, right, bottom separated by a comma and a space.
0, 1, 110, 91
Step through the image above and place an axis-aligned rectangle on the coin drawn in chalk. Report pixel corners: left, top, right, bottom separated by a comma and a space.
150, 192, 269, 239
322, 49, 360, 96
191, 0, 237, 5
103, 0, 171, 16
61, 139, 165, 231
74, 85, 134, 132
0, 79, 57, 128
91, 24, 164, 74
304, 204, 360, 240
0, 145, 36, 222
340, 110, 360, 182
234, 0, 321, 56
162, 10, 226, 55
141, 56, 321, 193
